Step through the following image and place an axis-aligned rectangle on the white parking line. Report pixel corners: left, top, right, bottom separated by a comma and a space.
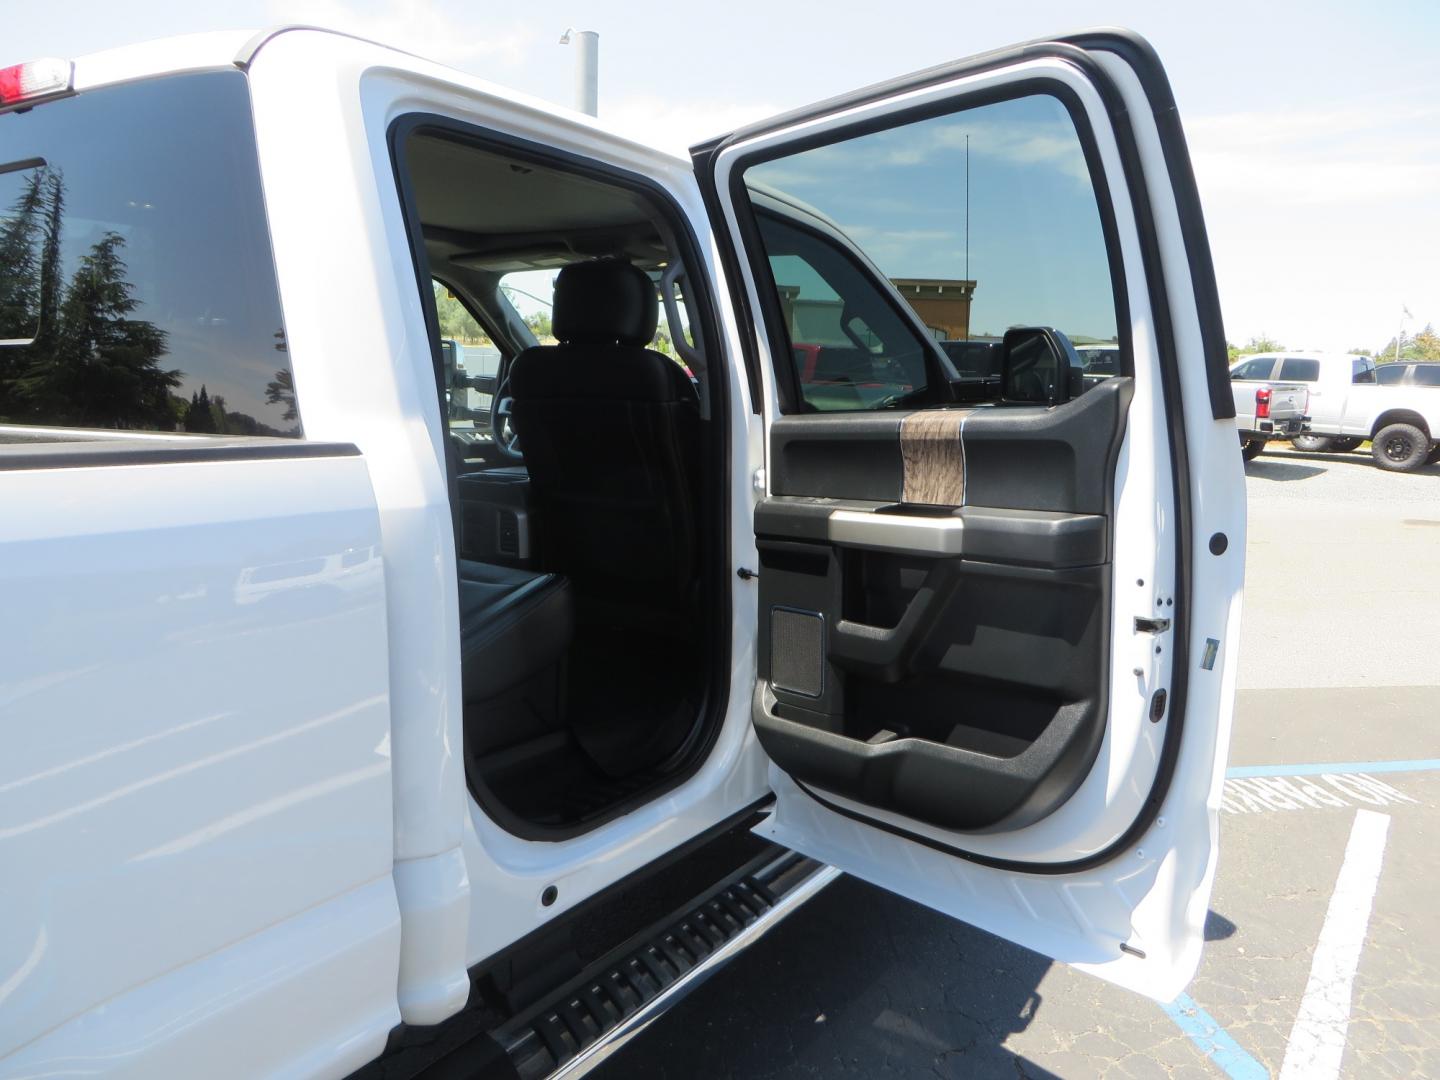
1278, 809, 1391, 1080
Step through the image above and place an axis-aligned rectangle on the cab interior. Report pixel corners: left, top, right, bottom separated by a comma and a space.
401, 130, 724, 837
400, 114, 1133, 845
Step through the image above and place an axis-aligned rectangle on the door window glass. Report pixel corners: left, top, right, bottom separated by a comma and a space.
755, 211, 930, 411
1413, 366, 1440, 387
740, 93, 1120, 412
434, 280, 500, 439
1278, 358, 1320, 382
1230, 358, 1275, 381
1351, 359, 1376, 384
0, 72, 297, 439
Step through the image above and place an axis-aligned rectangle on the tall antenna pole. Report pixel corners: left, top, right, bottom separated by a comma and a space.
965, 134, 970, 282
559, 29, 599, 116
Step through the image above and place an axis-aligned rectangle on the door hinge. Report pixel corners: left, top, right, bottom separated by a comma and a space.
1134, 616, 1171, 633
737, 567, 759, 581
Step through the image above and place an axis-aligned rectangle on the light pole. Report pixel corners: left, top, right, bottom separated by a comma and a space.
1395, 304, 1413, 363
558, 28, 598, 117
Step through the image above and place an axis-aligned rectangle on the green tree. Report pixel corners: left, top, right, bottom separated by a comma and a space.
13, 230, 178, 429
0, 170, 45, 346
1372, 324, 1440, 364
0, 168, 63, 417
184, 385, 217, 433
265, 368, 298, 423
524, 309, 553, 341
1410, 324, 1440, 360
1233, 334, 1285, 359
432, 282, 492, 344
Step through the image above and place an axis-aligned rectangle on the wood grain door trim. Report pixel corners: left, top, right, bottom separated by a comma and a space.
899, 408, 971, 506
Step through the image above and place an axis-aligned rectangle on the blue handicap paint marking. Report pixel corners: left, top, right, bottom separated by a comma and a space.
1162, 993, 1268, 1080
1227, 758, 1440, 779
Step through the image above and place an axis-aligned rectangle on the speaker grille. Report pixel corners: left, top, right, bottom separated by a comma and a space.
770, 608, 824, 698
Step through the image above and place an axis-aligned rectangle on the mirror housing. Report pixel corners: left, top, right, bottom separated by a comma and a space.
1000, 326, 1085, 405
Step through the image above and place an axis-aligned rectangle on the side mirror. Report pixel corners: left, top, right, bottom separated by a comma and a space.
1001, 327, 1085, 405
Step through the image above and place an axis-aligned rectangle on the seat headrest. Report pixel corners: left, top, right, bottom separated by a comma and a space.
552, 258, 659, 346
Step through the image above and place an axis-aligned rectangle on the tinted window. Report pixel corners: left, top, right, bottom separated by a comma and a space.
1230, 358, 1275, 381
0, 72, 296, 438
1415, 366, 1440, 387
1278, 358, 1321, 382
756, 210, 930, 411
1076, 346, 1120, 374
434, 279, 500, 436
1375, 364, 1406, 385
1352, 359, 1376, 384
741, 94, 1119, 413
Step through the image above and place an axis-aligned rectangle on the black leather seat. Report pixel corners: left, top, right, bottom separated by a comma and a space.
458, 559, 573, 703
508, 258, 699, 618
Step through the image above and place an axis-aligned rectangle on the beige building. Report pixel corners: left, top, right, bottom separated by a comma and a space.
889, 278, 977, 341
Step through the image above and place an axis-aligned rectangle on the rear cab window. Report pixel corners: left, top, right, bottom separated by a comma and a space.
0, 71, 296, 441
1277, 358, 1320, 382
1229, 358, 1276, 381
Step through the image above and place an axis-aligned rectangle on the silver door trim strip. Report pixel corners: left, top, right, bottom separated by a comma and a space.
827, 508, 967, 555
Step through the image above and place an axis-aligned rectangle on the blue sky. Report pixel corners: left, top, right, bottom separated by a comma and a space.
6, 0, 1439, 352
749, 95, 1120, 341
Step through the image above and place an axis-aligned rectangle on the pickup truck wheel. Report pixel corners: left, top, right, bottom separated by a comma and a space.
1371, 423, 1429, 472
1290, 434, 1333, 453
1241, 438, 1265, 461
1331, 437, 1362, 453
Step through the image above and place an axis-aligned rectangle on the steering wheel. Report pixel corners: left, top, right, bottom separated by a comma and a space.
488, 369, 523, 461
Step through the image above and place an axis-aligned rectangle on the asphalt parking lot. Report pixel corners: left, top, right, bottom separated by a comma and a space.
597, 445, 1440, 1079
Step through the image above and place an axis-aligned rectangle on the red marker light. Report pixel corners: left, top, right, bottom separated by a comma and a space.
1254, 387, 1271, 419
0, 59, 74, 110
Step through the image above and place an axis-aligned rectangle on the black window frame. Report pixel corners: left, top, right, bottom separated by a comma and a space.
384, 111, 735, 842
1351, 358, 1377, 384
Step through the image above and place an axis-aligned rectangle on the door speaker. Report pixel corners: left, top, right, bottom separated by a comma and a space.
770, 607, 824, 698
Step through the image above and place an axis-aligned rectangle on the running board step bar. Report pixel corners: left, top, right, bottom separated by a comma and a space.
496, 852, 841, 1079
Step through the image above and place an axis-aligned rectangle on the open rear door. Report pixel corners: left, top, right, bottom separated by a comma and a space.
694, 30, 1245, 1000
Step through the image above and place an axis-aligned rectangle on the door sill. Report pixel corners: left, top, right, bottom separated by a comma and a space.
496, 850, 841, 1078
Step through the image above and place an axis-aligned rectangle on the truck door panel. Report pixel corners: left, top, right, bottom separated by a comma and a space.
697, 31, 1246, 999
0, 443, 398, 1072
754, 376, 1132, 833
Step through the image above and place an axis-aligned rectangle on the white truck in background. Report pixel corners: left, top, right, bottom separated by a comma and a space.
1229, 374, 1309, 461
1230, 352, 1440, 471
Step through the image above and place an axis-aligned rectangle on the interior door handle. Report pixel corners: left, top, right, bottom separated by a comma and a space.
829, 561, 963, 682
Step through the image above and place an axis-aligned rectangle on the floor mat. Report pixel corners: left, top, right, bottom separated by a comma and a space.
478, 733, 668, 827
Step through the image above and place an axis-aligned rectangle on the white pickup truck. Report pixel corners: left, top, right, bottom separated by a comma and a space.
0, 28, 1246, 1080
1230, 352, 1440, 471
1229, 376, 1309, 461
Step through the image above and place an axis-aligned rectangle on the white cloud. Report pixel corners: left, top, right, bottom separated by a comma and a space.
599, 95, 780, 158
1185, 103, 1440, 350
